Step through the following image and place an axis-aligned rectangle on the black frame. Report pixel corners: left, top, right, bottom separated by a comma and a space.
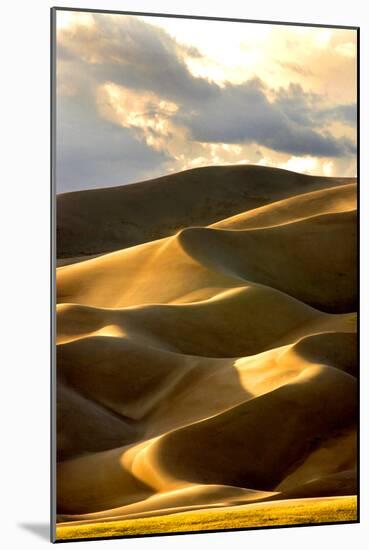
50, 6, 360, 543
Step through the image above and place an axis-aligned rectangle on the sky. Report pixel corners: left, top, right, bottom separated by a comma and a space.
55, 10, 357, 193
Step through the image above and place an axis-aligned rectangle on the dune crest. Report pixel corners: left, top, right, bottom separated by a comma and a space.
57, 165, 355, 259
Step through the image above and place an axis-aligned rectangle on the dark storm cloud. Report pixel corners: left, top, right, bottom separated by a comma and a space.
272, 84, 321, 127
317, 104, 357, 127
273, 84, 357, 128
185, 80, 356, 157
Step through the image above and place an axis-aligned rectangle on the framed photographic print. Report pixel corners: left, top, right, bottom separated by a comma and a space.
51, 6, 359, 543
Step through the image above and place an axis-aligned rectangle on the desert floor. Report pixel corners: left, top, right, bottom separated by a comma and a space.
55, 165, 357, 541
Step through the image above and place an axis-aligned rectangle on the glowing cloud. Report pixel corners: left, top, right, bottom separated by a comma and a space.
55, 11, 357, 191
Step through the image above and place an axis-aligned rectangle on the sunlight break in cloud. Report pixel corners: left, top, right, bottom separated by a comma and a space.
97, 83, 253, 173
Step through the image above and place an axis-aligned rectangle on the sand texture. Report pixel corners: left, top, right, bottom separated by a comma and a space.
55, 166, 357, 539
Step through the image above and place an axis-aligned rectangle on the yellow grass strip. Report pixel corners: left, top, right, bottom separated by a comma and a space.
57, 496, 357, 541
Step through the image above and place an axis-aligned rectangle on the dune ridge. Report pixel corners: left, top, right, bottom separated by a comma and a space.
56, 166, 357, 535
57, 165, 355, 259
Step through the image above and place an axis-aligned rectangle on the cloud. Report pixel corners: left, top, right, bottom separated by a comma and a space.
58, 15, 214, 103
186, 80, 356, 157
97, 82, 258, 172
55, 13, 357, 192
276, 61, 313, 77
273, 84, 357, 128
317, 104, 357, 127
56, 88, 169, 192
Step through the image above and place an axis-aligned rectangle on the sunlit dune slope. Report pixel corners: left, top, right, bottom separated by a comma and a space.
212, 182, 356, 230
57, 285, 355, 356
57, 361, 356, 515
57, 330, 356, 442
57, 164, 355, 259
56, 167, 357, 530
141, 366, 355, 490
57, 209, 356, 313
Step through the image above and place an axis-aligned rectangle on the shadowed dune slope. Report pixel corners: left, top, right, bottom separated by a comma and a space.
57, 383, 139, 461
57, 165, 355, 259
56, 167, 357, 528
142, 366, 355, 490
58, 484, 275, 523
58, 471, 356, 525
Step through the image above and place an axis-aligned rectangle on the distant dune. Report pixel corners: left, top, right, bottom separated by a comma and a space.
56, 165, 357, 539
57, 165, 355, 259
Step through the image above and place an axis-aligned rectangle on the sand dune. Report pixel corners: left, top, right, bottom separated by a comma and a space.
57, 329, 356, 457
57, 383, 139, 461
56, 285, 355, 357
58, 471, 356, 525
59, 484, 275, 524
57, 207, 356, 313
140, 367, 355, 490
56, 166, 357, 534
57, 363, 355, 513
57, 165, 355, 259
212, 182, 356, 230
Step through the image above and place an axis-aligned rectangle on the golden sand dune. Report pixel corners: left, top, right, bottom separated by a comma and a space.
57, 208, 356, 313
57, 330, 356, 441
61, 481, 355, 526
57, 165, 355, 259
56, 285, 355, 357
212, 182, 356, 230
57, 363, 355, 513
56, 167, 357, 534
140, 366, 355, 490
59, 484, 275, 523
